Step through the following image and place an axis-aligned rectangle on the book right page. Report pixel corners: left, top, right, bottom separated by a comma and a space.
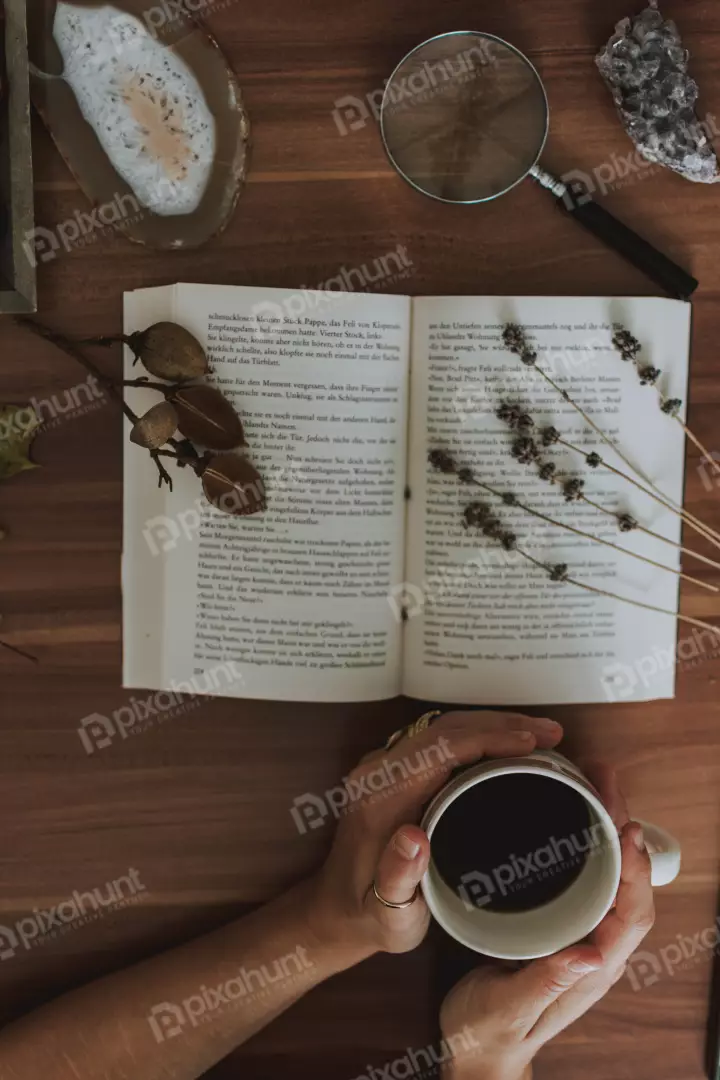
401, 296, 694, 706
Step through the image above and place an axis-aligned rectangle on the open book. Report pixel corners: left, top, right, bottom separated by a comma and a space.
123, 286, 693, 705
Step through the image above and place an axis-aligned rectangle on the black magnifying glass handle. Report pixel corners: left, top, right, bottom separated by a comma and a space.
530, 166, 699, 301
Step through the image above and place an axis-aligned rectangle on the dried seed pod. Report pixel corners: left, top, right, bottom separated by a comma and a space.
129, 401, 179, 449
169, 385, 246, 450
201, 453, 266, 516
128, 322, 209, 381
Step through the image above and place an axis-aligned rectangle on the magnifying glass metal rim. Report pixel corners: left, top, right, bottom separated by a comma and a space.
380, 29, 551, 206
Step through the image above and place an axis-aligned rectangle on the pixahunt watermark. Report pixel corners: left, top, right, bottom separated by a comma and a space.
290, 737, 455, 835
560, 113, 720, 207
23, 193, 144, 267
147, 945, 314, 1042
23, 179, 185, 267
352, 1026, 481, 1080
78, 662, 244, 754
452, 335, 606, 424
332, 41, 496, 136
627, 917, 720, 992
388, 552, 525, 623
250, 244, 413, 340
0, 378, 106, 445
458, 822, 607, 911
112, 0, 238, 42
601, 625, 720, 702
141, 460, 312, 556
0, 868, 146, 961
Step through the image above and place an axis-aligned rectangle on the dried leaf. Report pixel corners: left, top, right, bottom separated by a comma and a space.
130, 322, 209, 381
130, 401, 179, 449
170, 385, 246, 450
0, 405, 40, 482
201, 454, 266, 516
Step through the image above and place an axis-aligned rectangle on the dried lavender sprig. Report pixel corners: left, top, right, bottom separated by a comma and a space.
430, 450, 716, 592
502, 323, 720, 546
507, 436, 720, 573
443, 472, 720, 637
548, 428, 720, 553
497, 400, 720, 553
613, 326, 720, 480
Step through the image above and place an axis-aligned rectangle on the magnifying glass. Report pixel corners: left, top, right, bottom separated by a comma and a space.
381, 31, 698, 299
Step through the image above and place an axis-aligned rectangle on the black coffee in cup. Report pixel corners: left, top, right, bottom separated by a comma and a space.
430, 773, 596, 913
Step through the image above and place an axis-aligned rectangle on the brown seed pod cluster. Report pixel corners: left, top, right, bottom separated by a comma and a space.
123, 322, 263, 516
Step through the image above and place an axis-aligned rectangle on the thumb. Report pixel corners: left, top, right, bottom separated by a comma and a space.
500, 946, 603, 1036
368, 825, 430, 910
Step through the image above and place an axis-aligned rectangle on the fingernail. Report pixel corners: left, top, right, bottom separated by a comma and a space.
515, 731, 536, 743
536, 718, 561, 731
568, 958, 601, 974
394, 831, 421, 860
632, 825, 646, 852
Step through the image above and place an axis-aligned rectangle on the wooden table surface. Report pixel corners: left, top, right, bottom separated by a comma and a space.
1, 1, 720, 1077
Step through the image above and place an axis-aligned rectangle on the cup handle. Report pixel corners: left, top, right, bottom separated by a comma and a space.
635, 819, 682, 887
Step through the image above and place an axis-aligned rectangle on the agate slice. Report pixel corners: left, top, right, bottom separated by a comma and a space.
28, 1, 250, 247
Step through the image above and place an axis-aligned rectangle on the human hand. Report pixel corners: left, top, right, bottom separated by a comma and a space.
305, 710, 564, 966
438, 767, 654, 1080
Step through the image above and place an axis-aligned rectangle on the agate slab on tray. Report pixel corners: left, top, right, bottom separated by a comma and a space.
28, 0, 250, 248
0, 0, 36, 313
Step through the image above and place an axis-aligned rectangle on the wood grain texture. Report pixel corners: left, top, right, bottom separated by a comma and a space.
1, 1, 720, 1077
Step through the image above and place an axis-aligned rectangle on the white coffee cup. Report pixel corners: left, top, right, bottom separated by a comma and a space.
421, 749, 681, 960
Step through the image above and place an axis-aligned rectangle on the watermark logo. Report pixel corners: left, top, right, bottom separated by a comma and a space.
0, 869, 146, 960
290, 737, 455, 835
77, 662, 244, 753
627, 919, 720, 991
142, 459, 306, 556
143, 477, 267, 555
332, 41, 496, 136
352, 1026, 480, 1080
560, 113, 720, 207
452, 335, 607, 424
0, 378, 106, 444
601, 625, 720, 702
458, 823, 607, 911
250, 245, 413, 341
388, 551, 523, 623
23, 193, 144, 267
108, 0, 238, 45
148, 946, 314, 1042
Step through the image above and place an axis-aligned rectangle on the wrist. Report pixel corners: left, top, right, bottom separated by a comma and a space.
297, 874, 378, 974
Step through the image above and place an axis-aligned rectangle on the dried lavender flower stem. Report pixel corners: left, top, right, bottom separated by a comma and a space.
506, 543, 718, 638
559, 576, 720, 638
458, 464, 715, 592
503, 324, 715, 537
612, 327, 720, 480
580, 494, 720, 572
557, 437, 720, 552
503, 430, 720, 571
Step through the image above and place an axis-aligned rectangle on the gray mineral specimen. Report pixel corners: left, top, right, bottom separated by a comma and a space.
596, 0, 719, 183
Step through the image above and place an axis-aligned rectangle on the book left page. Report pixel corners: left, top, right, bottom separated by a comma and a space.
123, 283, 411, 702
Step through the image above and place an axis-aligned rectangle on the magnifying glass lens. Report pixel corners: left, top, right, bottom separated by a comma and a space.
381, 33, 549, 203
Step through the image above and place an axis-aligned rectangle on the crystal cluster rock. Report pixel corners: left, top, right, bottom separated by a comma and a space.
596, 0, 719, 183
